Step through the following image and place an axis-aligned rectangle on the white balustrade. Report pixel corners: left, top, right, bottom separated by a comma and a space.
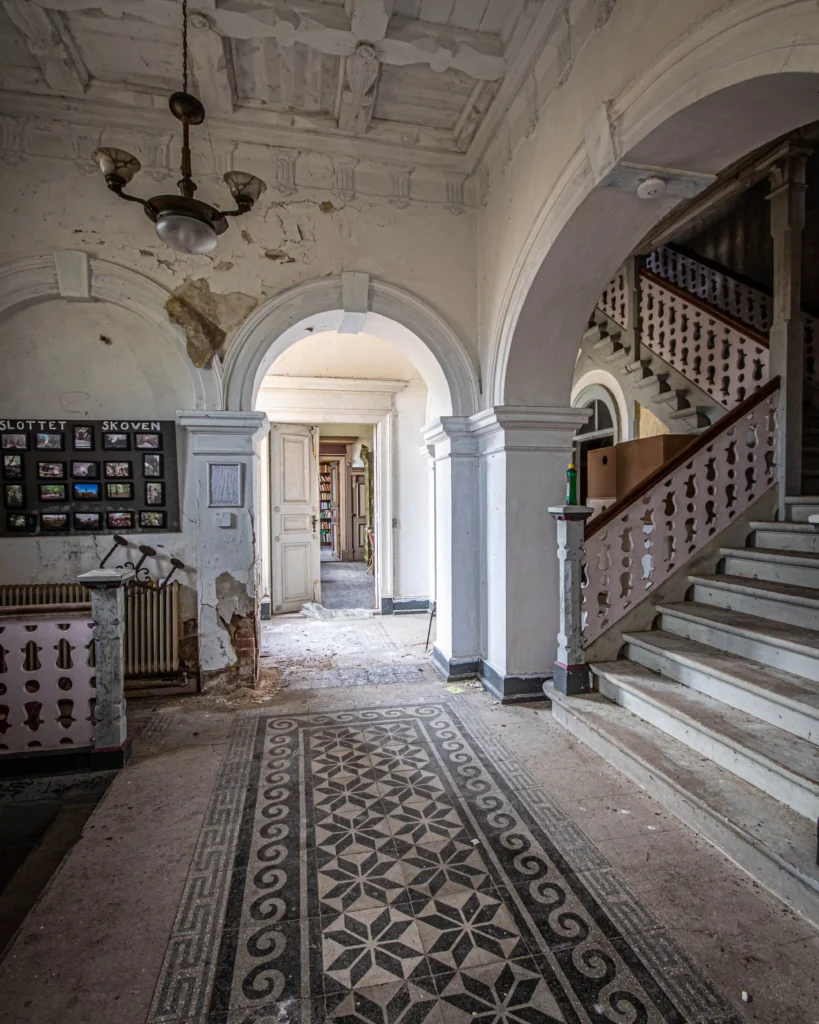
0, 612, 96, 754
598, 267, 630, 330
646, 246, 772, 332
640, 272, 769, 409
581, 384, 779, 646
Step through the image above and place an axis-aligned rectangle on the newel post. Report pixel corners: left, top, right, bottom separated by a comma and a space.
78, 567, 134, 766
548, 506, 594, 695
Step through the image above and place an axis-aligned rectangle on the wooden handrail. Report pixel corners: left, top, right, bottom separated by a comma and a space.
586, 375, 781, 539
639, 268, 770, 348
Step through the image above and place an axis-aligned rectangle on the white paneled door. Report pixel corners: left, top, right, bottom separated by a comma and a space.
270, 424, 320, 614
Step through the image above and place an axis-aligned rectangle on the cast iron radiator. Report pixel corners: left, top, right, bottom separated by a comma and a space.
0, 582, 180, 679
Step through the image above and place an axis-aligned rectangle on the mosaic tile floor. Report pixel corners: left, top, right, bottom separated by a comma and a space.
147, 699, 743, 1024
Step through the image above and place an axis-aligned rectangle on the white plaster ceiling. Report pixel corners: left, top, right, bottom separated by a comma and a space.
0, 0, 540, 168
264, 329, 420, 380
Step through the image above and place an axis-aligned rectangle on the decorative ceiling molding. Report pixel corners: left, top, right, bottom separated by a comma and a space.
0, 0, 598, 209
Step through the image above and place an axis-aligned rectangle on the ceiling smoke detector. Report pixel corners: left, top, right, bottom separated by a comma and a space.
90, 1, 265, 255
636, 176, 667, 200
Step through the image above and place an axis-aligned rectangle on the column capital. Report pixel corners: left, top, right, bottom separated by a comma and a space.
422, 416, 477, 456
177, 410, 270, 455
469, 405, 589, 455
78, 568, 134, 589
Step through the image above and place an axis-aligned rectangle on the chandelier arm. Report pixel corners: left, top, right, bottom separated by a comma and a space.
105, 179, 152, 211
223, 202, 255, 218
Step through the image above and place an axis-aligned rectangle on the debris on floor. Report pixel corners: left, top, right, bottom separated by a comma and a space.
300, 602, 374, 620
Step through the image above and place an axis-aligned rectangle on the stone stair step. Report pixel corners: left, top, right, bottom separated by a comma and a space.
690, 571, 819, 632
658, 599, 819, 683
624, 627, 819, 743
783, 497, 819, 523
668, 406, 711, 428
632, 372, 668, 394
721, 545, 819, 589
653, 389, 691, 411
547, 685, 819, 928
750, 521, 819, 554
591, 660, 819, 819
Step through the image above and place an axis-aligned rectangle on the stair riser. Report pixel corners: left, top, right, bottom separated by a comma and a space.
660, 608, 819, 683
786, 502, 819, 524
626, 640, 819, 744
721, 553, 819, 590
596, 674, 819, 820
690, 581, 819, 633
550, 696, 819, 929
752, 529, 819, 554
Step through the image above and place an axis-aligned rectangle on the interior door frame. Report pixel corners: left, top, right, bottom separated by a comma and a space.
258, 410, 398, 614
268, 422, 320, 614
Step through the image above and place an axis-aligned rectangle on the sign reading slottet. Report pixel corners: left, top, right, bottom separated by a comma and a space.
0, 419, 181, 537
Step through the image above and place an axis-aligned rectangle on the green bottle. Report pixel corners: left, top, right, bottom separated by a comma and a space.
566, 462, 578, 505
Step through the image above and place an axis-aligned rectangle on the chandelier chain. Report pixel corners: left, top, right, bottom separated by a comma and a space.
182, 0, 188, 94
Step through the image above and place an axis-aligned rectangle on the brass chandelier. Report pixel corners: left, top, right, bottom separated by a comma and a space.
91, 0, 266, 255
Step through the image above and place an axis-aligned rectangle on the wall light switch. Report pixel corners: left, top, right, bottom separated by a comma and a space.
215, 511, 235, 528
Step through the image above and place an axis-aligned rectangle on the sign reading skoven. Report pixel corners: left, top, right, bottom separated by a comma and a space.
0, 419, 180, 537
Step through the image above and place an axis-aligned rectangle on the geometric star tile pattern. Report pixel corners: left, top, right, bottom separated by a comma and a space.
147, 700, 745, 1024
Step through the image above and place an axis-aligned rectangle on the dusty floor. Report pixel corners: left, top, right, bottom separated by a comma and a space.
319, 561, 376, 610
0, 614, 816, 1024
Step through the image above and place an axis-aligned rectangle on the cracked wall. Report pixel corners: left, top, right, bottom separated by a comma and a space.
0, 297, 201, 675
0, 149, 478, 690
0, 152, 477, 364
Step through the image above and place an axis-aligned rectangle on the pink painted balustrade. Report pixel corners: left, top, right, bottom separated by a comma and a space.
0, 612, 96, 754
581, 380, 779, 646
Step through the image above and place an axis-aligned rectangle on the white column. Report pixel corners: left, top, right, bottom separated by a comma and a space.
768, 143, 810, 518
472, 406, 589, 702
178, 411, 270, 692
78, 567, 134, 763
423, 418, 480, 679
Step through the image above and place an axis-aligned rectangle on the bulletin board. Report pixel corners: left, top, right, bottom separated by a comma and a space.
0, 418, 181, 536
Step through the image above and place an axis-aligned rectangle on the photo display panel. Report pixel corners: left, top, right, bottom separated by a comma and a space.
0, 419, 181, 536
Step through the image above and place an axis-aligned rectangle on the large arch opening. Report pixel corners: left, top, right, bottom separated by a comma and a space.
226, 278, 480, 681
494, 69, 819, 409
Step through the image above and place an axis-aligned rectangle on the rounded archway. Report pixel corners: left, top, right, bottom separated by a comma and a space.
222, 276, 480, 418
0, 255, 220, 411
490, 8, 819, 410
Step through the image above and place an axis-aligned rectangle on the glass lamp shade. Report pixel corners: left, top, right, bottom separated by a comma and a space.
155, 211, 218, 254
223, 170, 266, 203
92, 147, 141, 183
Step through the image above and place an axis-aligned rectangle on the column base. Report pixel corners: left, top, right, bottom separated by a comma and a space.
0, 739, 131, 778
553, 662, 592, 695
431, 646, 481, 681
382, 597, 433, 615
480, 661, 553, 705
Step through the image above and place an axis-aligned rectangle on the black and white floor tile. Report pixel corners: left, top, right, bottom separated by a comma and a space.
147, 699, 743, 1024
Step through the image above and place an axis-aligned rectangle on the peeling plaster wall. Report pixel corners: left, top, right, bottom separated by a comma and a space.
0, 298, 199, 653
0, 153, 477, 363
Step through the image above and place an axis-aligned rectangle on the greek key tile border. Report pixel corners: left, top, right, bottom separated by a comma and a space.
148, 711, 261, 1023
146, 698, 742, 1024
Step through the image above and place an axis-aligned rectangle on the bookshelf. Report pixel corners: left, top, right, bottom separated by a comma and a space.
319, 460, 338, 554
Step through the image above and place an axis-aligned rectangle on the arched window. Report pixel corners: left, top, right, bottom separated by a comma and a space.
572, 386, 620, 504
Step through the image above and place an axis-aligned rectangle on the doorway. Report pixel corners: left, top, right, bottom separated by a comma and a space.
318, 431, 376, 611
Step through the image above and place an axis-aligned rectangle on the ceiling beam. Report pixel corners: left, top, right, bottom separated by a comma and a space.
188, 14, 236, 116
4, 1, 88, 95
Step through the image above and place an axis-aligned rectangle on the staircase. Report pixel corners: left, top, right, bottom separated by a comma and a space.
582, 310, 715, 433
551, 498, 819, 926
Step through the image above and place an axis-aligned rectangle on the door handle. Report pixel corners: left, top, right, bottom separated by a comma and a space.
311, 515, 318, 532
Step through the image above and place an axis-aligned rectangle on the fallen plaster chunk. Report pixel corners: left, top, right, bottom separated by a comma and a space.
300, 602, 374, 621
